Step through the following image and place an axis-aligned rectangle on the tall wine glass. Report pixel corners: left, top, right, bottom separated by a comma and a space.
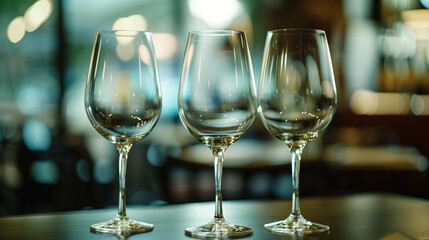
258, 29, 337, 234
85, 30, 161, 235
178, 30, 256, 238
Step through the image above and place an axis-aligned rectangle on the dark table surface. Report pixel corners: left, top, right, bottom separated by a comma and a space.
0, 193, 428, 240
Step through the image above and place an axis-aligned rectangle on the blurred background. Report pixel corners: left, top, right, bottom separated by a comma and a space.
1, 0, 429, 216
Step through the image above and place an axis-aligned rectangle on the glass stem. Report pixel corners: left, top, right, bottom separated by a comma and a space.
213, 150, 225, 219
290, 145, 304, 216
117, 144, 131, 219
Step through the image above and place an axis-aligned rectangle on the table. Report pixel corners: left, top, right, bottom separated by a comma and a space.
0, 194, 428, 240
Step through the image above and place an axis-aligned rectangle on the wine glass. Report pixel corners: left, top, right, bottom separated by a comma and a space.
85, 30, 162, 235
178, 30, 256, 238
258, 29, 337, 234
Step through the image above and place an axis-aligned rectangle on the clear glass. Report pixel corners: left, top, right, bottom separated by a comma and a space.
178, 30, 257, 238
85, 30, 162, 236
258, 29, 337, 234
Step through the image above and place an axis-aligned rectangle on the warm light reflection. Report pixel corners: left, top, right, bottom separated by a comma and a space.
116, 42, 135, 61
24, 0, 52, 32
345, 90, 429, 116
7, 17, 26, 43
401, 9, 429, 40
307, 56, 322, 98
350, 90, 410, 115
322, 80, 336, 99
112, 14, 147, 32
350, 90, 378, 115
325, 145, 428, 171
139, 44, 152, 65
7, 0, 52, 43
112, 15, 147, 46
153, 33, 178, 60
188, 0, 243, 28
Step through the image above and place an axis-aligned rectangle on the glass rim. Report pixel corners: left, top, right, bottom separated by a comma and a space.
97, 30, 152, 37
268, 28, 326, 35
189, 29, 245, 36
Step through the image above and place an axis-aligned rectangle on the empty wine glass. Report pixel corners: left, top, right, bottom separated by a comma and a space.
258, 29, 337, 234
85, 30, 162, 236
178, 30, 257, 238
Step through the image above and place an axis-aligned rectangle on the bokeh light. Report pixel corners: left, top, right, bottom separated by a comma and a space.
16, 84, 50, 116
93, 159, 115, 184
112, 14, 147, 32
116, 42, 135, 61
273, 174, 292, 199
138, 44, 152, 65
76, 159, 91, 182
24, 0, 52, 32
153, 33, 178, 60
22, 118, 51, 151
7, 17, 26, 43
31, 160, 58, 184
188, 0, 242, 28
350, 90, 410, 115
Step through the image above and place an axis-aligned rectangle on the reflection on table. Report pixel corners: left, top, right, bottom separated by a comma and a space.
0, 193, 428, 239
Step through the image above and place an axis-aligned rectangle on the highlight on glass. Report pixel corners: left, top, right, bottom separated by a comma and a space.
258, 29, 337, 234
178, 30, 257, 238
85, 30, 162, 236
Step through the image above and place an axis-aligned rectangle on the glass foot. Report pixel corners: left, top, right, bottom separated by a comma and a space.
90, 216, 154, 236
185, 217, 252, 239
264, 214, 329, 235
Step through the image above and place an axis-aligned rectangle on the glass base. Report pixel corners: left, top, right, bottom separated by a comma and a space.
264, 213, 329, 235
90, 216, 154, 236
185, 217, 253, 239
